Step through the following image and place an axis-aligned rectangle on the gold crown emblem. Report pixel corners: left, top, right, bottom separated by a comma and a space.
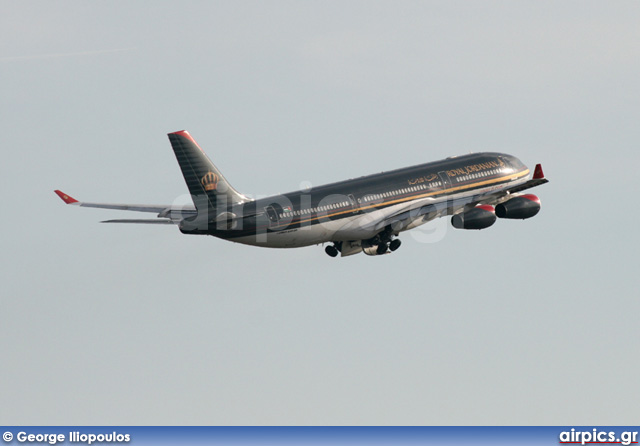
201, 171, 219, 191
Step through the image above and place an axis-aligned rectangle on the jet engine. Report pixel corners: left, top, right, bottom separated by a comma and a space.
495, 194, 541, 219
451, 205, 496, 230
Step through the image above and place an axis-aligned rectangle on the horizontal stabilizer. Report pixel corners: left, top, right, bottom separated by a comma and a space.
100, 219, 176, 224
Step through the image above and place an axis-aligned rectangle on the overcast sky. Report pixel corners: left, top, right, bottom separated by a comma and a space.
1, 1, 639, 425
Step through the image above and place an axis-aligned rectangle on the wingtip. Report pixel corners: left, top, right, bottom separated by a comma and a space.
54, 189, 78, 204
533, 164, 545, 179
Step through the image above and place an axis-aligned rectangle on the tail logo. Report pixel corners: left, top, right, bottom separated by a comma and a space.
201, 171, 219, 191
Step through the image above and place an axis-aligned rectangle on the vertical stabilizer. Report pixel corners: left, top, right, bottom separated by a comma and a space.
168, 130, 247, 212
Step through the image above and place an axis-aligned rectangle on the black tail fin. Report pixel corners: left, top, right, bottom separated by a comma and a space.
168, 130, 248, 212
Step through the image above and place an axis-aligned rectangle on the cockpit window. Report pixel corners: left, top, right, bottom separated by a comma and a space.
498, 156, 512, 170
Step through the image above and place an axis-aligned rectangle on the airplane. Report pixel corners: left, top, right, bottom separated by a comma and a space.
55, 130, 549, 257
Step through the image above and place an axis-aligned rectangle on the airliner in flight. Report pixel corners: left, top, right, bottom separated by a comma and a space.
55, 130, 548, 257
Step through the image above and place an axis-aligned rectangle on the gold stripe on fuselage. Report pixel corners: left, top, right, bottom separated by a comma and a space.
276, 168, 530, 228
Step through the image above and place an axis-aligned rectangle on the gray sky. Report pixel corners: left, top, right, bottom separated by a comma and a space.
1, 1, 639, 425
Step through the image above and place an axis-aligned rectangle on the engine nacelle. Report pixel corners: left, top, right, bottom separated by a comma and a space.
495, 194, 541, 219
451, 205, 496, 230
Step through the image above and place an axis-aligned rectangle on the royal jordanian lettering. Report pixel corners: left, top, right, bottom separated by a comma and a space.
55, 130, 549, 257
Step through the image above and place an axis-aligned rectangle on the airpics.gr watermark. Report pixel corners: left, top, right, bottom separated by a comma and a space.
3, 431, 130, 445
559, 428, 638, 445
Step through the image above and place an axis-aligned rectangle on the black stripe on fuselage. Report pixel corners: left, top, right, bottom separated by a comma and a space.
212, 152, 528, 238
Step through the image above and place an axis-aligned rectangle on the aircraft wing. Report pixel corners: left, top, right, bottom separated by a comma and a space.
54, 190, 197, 223
497, 164, 549, 195
470, 163, 549, 207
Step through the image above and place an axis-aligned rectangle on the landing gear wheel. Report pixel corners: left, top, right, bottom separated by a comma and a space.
325, 245, 339, 257
389, 239, 402, 252
376, 243, 389, 255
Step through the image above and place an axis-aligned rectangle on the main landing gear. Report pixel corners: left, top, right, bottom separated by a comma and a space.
374, 238, 402, 255
371, 225, 402, 255
324, 229, 403, 258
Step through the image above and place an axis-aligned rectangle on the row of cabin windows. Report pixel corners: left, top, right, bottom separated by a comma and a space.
279, 201, 350, 219
275, 170, 505, 218
362, 181, 441, 203
455, 169, 500, 183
